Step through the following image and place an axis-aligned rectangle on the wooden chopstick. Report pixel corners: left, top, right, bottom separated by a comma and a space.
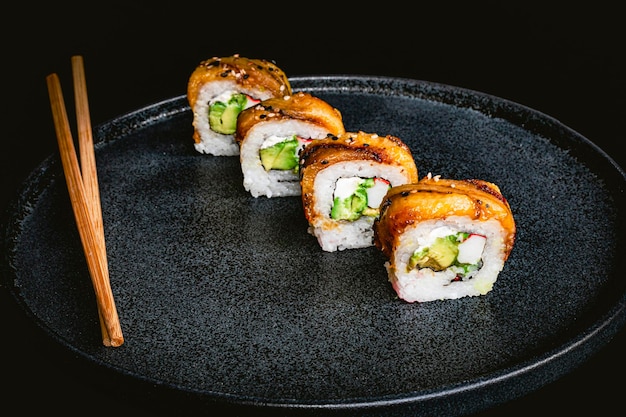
72, 56, 103, 244
46, 58, 124, 347
70, 56, 112, 346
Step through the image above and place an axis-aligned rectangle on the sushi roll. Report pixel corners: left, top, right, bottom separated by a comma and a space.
187, 55, 292, 156
235, 91, 346, 198
299, 131, 419, 252
373, 175, 517, 303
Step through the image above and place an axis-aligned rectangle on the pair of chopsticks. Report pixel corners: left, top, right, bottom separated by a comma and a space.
46, 56, 124, 347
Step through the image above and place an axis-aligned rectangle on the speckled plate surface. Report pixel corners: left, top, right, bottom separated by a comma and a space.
2, 76, 625, 416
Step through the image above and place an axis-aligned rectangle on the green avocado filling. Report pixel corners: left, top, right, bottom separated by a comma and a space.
259, 136, 300, 172
331, 178, 379, 221
407, 232, 481, 277
208, 94, 250, 134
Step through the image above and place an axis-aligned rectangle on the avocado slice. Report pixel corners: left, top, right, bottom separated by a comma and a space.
260, 136, 299, 171
208, 93, 249, 134
331, 177, 383, 221
330, 186, 368, 221
407, 236, 459, 271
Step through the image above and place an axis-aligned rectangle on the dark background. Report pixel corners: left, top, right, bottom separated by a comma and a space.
2, 2, 624, 416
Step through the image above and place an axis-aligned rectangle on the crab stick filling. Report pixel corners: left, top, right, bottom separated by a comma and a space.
407, 226, 487, 279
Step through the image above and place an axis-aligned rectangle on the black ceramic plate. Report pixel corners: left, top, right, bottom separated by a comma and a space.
2, 76, 625, 416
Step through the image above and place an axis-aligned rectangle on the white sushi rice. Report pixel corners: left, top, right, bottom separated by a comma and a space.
240, 119, 331, 198
192, 81, 276, 156
310, 161, 414, 252
386, 216, 508, 302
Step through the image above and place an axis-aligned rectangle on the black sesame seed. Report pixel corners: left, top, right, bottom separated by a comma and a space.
401, 191, 410, 196
321, 160, 329, 165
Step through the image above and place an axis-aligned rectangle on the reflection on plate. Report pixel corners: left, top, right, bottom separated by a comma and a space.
2, 76, 625, 416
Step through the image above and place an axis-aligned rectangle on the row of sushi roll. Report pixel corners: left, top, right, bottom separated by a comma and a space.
186, 54, 517, 302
